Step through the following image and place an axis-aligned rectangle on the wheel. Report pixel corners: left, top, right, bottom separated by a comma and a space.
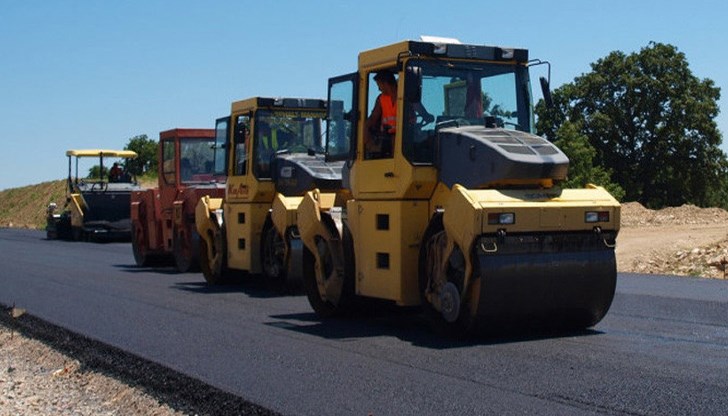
302, 222, 354, 318
261, 222, 289, 291
55, 215, 72, 240
419, 215, 476, 338
302, 244, 337, 317
46, 218, 58, 240
72, 226, 85, 242
199, 228, 233, 284
173, 225, 200, 273
131, 221, 150, 266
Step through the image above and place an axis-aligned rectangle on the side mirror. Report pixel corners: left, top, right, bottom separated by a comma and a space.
539, 76, 554, 108
405, 66, 422, 103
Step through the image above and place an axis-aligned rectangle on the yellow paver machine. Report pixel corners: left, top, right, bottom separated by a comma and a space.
47, 149, 139, 241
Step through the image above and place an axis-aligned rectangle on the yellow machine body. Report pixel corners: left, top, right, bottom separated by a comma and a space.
298, 39, 621, 333
195, 97, 343, 286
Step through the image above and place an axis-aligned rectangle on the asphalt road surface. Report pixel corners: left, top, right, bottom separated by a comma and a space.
1, 228, 727, 415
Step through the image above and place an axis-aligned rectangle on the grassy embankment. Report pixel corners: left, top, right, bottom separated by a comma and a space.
0, 180, 67, 229
0, 176, 157, 230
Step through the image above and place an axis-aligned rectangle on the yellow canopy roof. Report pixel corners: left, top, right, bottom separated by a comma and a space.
65, 149, 138, 158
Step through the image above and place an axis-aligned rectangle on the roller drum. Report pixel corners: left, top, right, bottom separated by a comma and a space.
472, 232, 617, 330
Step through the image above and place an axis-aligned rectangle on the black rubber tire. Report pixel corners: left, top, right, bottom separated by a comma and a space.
56, 215, 72, 240
72, 226, 85, 242
260, 221, 289, 292
301, 221, 354, 318
302, 246, 337, 317
131, 221, 150, 266
173, 225, 200, 273
199, 230, 233, 285
418, 214, 475, 338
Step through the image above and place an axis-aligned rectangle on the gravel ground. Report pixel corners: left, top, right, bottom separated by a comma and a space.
0, 308, 278, 416
619, 202, 728, 278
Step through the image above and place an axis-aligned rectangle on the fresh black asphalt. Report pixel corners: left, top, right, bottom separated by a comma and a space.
1, 228, 727, 415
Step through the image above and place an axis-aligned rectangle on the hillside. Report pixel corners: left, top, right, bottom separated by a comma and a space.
0, 180, 68, 229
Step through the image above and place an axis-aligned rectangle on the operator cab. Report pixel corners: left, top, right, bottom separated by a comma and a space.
324, 38, 560, 198
325, 39, 536, 164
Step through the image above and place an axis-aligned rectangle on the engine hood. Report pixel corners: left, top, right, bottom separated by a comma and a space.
436, 127, 569, 189
272, 153, 344, 195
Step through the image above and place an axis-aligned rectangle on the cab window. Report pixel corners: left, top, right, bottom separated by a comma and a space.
233, 114, 250, 176
162, 140, 176, 184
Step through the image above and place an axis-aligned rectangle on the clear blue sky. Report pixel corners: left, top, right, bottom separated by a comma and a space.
2, 0, 727, 190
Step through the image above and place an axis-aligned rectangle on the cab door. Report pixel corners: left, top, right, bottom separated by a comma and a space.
326, 72, 358, 163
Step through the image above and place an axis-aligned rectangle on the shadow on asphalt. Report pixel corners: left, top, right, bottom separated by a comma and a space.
115, 263, 303, 297
265, 304, 603, 349
172, 280, 277, 298
170, 277, 303, 299
115, 264, 180, 275
114, 259, 605, 348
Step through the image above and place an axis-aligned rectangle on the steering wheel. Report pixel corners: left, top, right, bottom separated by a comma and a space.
414, 114, 435, 129
288, 144, 309, 153
435, 118, 470, 130
90, 181, 108, 192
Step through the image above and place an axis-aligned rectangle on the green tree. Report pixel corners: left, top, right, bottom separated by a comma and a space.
124, 134, 158, 175
536, 42, 726, 209
87, 165, 108, 179
553, 122, 625, 200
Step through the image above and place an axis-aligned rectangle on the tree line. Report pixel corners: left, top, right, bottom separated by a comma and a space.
87, 134, 158, 179
535, 42, 726, 209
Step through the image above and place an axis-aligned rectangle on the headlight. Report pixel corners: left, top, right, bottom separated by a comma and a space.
585, 211, 610, 223
488, 212, 515, 225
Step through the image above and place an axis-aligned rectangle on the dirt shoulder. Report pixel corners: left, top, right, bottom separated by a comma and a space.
1, 323, 184, 416
0, 310, 277, 416
617, 202, 728, 279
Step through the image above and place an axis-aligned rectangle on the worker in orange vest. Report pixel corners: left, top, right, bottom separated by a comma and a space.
365, 71, 398, 158
365, 71, 433, 159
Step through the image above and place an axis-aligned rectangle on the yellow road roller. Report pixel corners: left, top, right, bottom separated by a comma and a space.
195, 97, 348, 290
297, 38, 620, 335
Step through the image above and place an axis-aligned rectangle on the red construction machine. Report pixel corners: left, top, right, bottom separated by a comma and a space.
131, 128, 226, 271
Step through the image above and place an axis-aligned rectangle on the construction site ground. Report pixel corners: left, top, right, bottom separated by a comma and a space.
617, 202, 728, 279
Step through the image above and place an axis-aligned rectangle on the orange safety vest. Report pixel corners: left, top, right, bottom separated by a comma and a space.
379, 94, 396, 134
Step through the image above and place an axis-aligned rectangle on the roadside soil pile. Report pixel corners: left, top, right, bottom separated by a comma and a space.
618, 202, 728, 279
